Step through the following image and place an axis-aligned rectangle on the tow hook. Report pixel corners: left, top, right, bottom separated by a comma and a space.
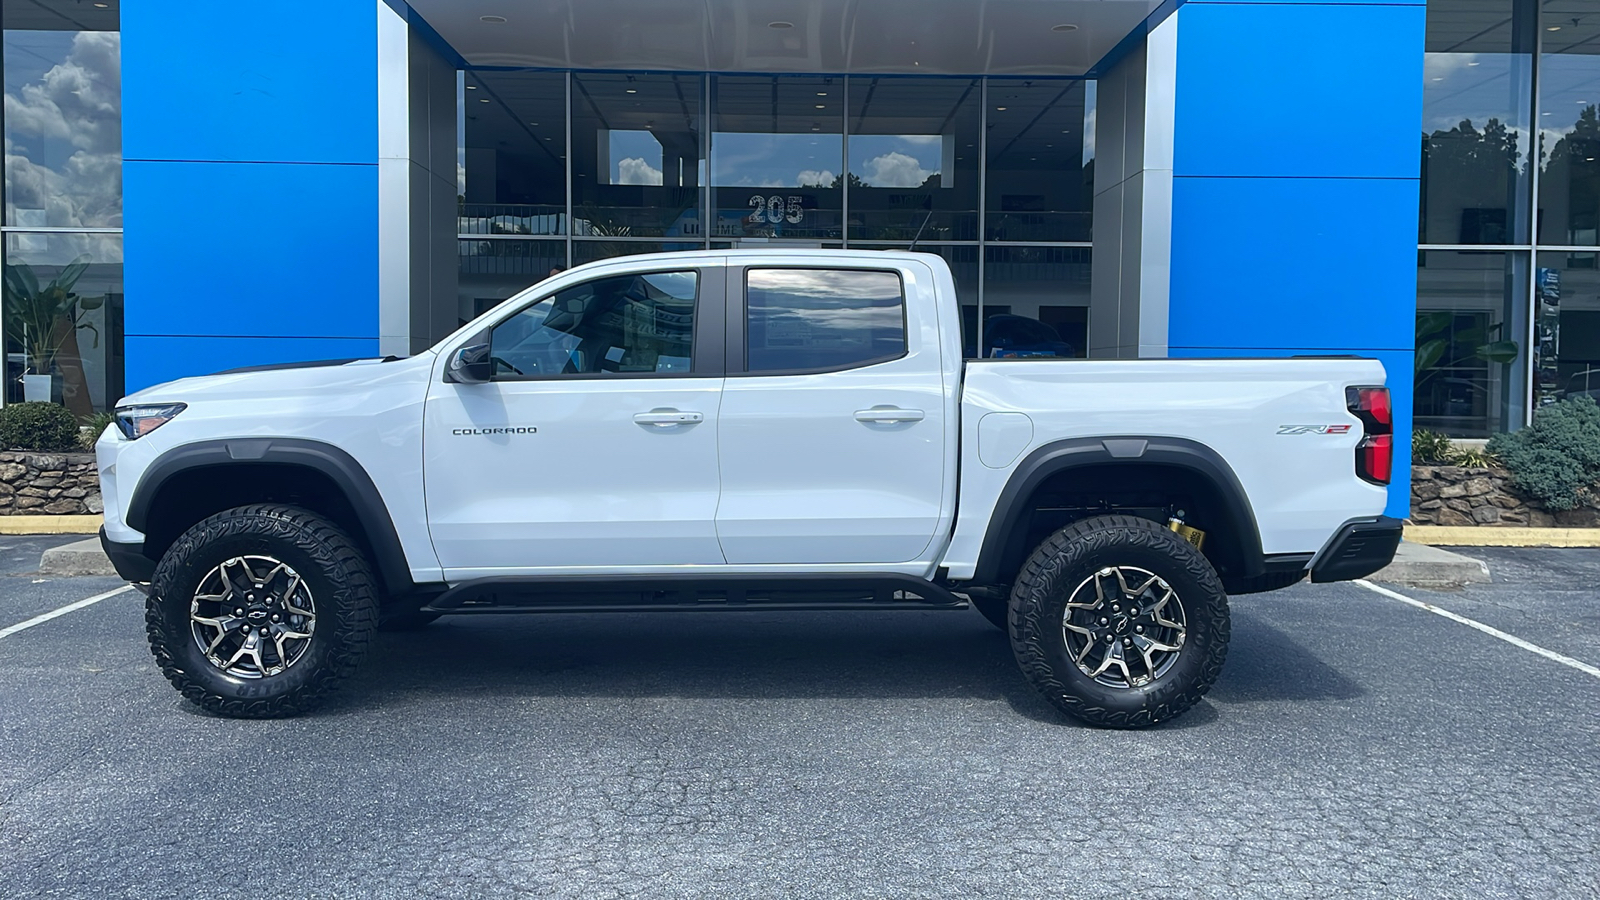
1167, 511, 1207, 550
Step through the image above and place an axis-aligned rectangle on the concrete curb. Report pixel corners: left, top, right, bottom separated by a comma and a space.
1405, 525, 1600, 548
39, 537, 118, 577
1369, 540, 1490, 588
0, 515, 102, 534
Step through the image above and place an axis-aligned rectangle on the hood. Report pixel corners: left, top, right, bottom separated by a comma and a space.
118, 353, 438, 406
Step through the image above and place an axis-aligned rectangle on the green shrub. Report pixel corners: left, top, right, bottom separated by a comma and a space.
1486, 396, 1600, 510
1412, 428, 1456, 464
79, 410, 117, 450
1452, 446, 1500, 469
0, 401, 83, 452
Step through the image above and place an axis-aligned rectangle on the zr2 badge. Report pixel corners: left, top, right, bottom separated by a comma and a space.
1277, 424, 1352, 435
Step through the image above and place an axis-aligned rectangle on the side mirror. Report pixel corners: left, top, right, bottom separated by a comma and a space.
445, 342, 492, 384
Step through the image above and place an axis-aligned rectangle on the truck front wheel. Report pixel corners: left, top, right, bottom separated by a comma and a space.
1009, 514, 1230, 728
145, 504, 380, 718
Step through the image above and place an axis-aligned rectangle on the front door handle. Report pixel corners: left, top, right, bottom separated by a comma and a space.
854, 407, 925, 424
634, 410, 704, 427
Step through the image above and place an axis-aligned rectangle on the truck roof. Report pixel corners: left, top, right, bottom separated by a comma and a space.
571, 247, 944, 266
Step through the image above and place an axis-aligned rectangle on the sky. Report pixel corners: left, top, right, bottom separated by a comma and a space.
3, 28, 122, 235
604, 125, 956, 189
1425, 50, 1600, 164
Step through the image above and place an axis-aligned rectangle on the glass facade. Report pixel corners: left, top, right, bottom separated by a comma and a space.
457, 72, 1093, 358
1416, 250, 1527, 435
4, 5, 1545, 425
1, 0, 122, 413
1418, 0, 1600, 434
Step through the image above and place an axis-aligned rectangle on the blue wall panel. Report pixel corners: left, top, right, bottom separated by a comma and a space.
123, 160, 379, 339
121, 1, 377, 164
121, 1, 381, 393
125, 337, 382, 392
1167, 175, 1418, 352
1166, 1, 1425, 518
1172, 3, 1426, 179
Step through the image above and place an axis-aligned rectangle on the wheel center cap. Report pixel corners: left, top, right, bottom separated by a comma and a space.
1113, 617, 1133, 635
246, 608, 269, 623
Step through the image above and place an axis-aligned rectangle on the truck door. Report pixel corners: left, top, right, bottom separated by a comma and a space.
715, 261, 949, 564
423, 264, 726, 575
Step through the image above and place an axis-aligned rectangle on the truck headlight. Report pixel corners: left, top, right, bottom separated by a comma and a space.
114, 403, 187, 439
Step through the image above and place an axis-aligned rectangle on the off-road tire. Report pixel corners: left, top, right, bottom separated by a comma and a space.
1009, 514, 1229, 728
146, 504, 379, 718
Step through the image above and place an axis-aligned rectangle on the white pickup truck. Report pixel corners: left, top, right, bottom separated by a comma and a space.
97, 249, 1399, 727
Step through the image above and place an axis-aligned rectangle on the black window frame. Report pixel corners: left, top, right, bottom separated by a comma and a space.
484, 267, 724, 381
728, 266, 910, 377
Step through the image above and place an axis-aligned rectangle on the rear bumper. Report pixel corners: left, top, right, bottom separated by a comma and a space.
1309, 516, 1403, 583
100, 527, 155, 584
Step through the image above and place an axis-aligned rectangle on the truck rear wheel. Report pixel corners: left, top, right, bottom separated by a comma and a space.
1009, 514, 1229, 728
145, 504, 379, 718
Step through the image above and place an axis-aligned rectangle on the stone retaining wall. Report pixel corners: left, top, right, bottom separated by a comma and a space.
0, 451, 101, 516
1409, 464, 1600, 527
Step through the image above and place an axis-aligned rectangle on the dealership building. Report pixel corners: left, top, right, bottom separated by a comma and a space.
2, 0, 1598, 517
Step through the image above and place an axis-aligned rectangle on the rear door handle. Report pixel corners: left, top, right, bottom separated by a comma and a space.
634, 410, 704, 427
854, 407, 925, 424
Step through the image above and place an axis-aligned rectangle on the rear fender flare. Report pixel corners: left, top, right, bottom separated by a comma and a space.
971, 436, 1265, 584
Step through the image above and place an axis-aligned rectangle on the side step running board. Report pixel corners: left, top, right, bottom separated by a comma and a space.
421, 572, 967, 615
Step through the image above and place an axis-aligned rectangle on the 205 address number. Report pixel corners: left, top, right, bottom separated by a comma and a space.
749, 195, 804, 225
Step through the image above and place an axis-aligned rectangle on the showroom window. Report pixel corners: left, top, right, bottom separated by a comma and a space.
985, 80, 1092, 243
1416, 250, 1528, 436
1416, 0, 1600, 434
1, 0, 122, 414
572, 72, 704, 243
458, 72, 1093, 360
847, 78, 981, 242
1419, 0, 1534, 246
710, 75, 846, 242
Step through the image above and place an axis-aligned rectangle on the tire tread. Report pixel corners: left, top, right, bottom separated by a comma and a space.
145, 504, 378, 718
1008, 514, 1230, 728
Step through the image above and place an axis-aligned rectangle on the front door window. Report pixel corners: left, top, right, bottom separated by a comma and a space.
489, 270, 698, 378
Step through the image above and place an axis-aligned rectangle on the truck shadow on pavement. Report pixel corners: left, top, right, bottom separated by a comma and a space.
335, 604, 1363, 728
1205, 610, 1367, 705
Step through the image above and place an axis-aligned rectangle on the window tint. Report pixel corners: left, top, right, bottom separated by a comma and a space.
745, 269, 906, 373
489, 270, 697, 377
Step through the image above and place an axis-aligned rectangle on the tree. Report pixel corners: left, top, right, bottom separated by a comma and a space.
1540, 105, 1600, 244
1421, 117, 1524, 243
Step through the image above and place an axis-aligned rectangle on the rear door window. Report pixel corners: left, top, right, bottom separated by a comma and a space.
744, 269, 906, 373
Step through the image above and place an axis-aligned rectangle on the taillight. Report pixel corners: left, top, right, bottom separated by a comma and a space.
1346, 386, 1393, 486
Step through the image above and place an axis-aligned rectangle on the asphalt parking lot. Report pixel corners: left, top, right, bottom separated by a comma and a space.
1, 536, 1598, 899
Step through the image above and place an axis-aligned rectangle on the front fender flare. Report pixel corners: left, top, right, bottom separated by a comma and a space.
125, 438, 415, 596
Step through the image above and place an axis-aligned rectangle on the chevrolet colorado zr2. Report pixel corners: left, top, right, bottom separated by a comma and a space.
96, 250, 1401, 727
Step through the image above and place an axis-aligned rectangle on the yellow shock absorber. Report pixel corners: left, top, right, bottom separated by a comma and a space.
1168, 516, 1206, 550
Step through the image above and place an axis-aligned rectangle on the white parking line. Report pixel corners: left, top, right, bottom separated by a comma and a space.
1354, 579, 1600, 681
0, 585, 134, 641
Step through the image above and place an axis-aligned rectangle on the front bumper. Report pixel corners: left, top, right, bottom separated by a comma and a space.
1309, 515, 1404, 583
100, 527, 155, 583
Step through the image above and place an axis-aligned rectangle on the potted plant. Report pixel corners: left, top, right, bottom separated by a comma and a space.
1, 257, 102, 415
